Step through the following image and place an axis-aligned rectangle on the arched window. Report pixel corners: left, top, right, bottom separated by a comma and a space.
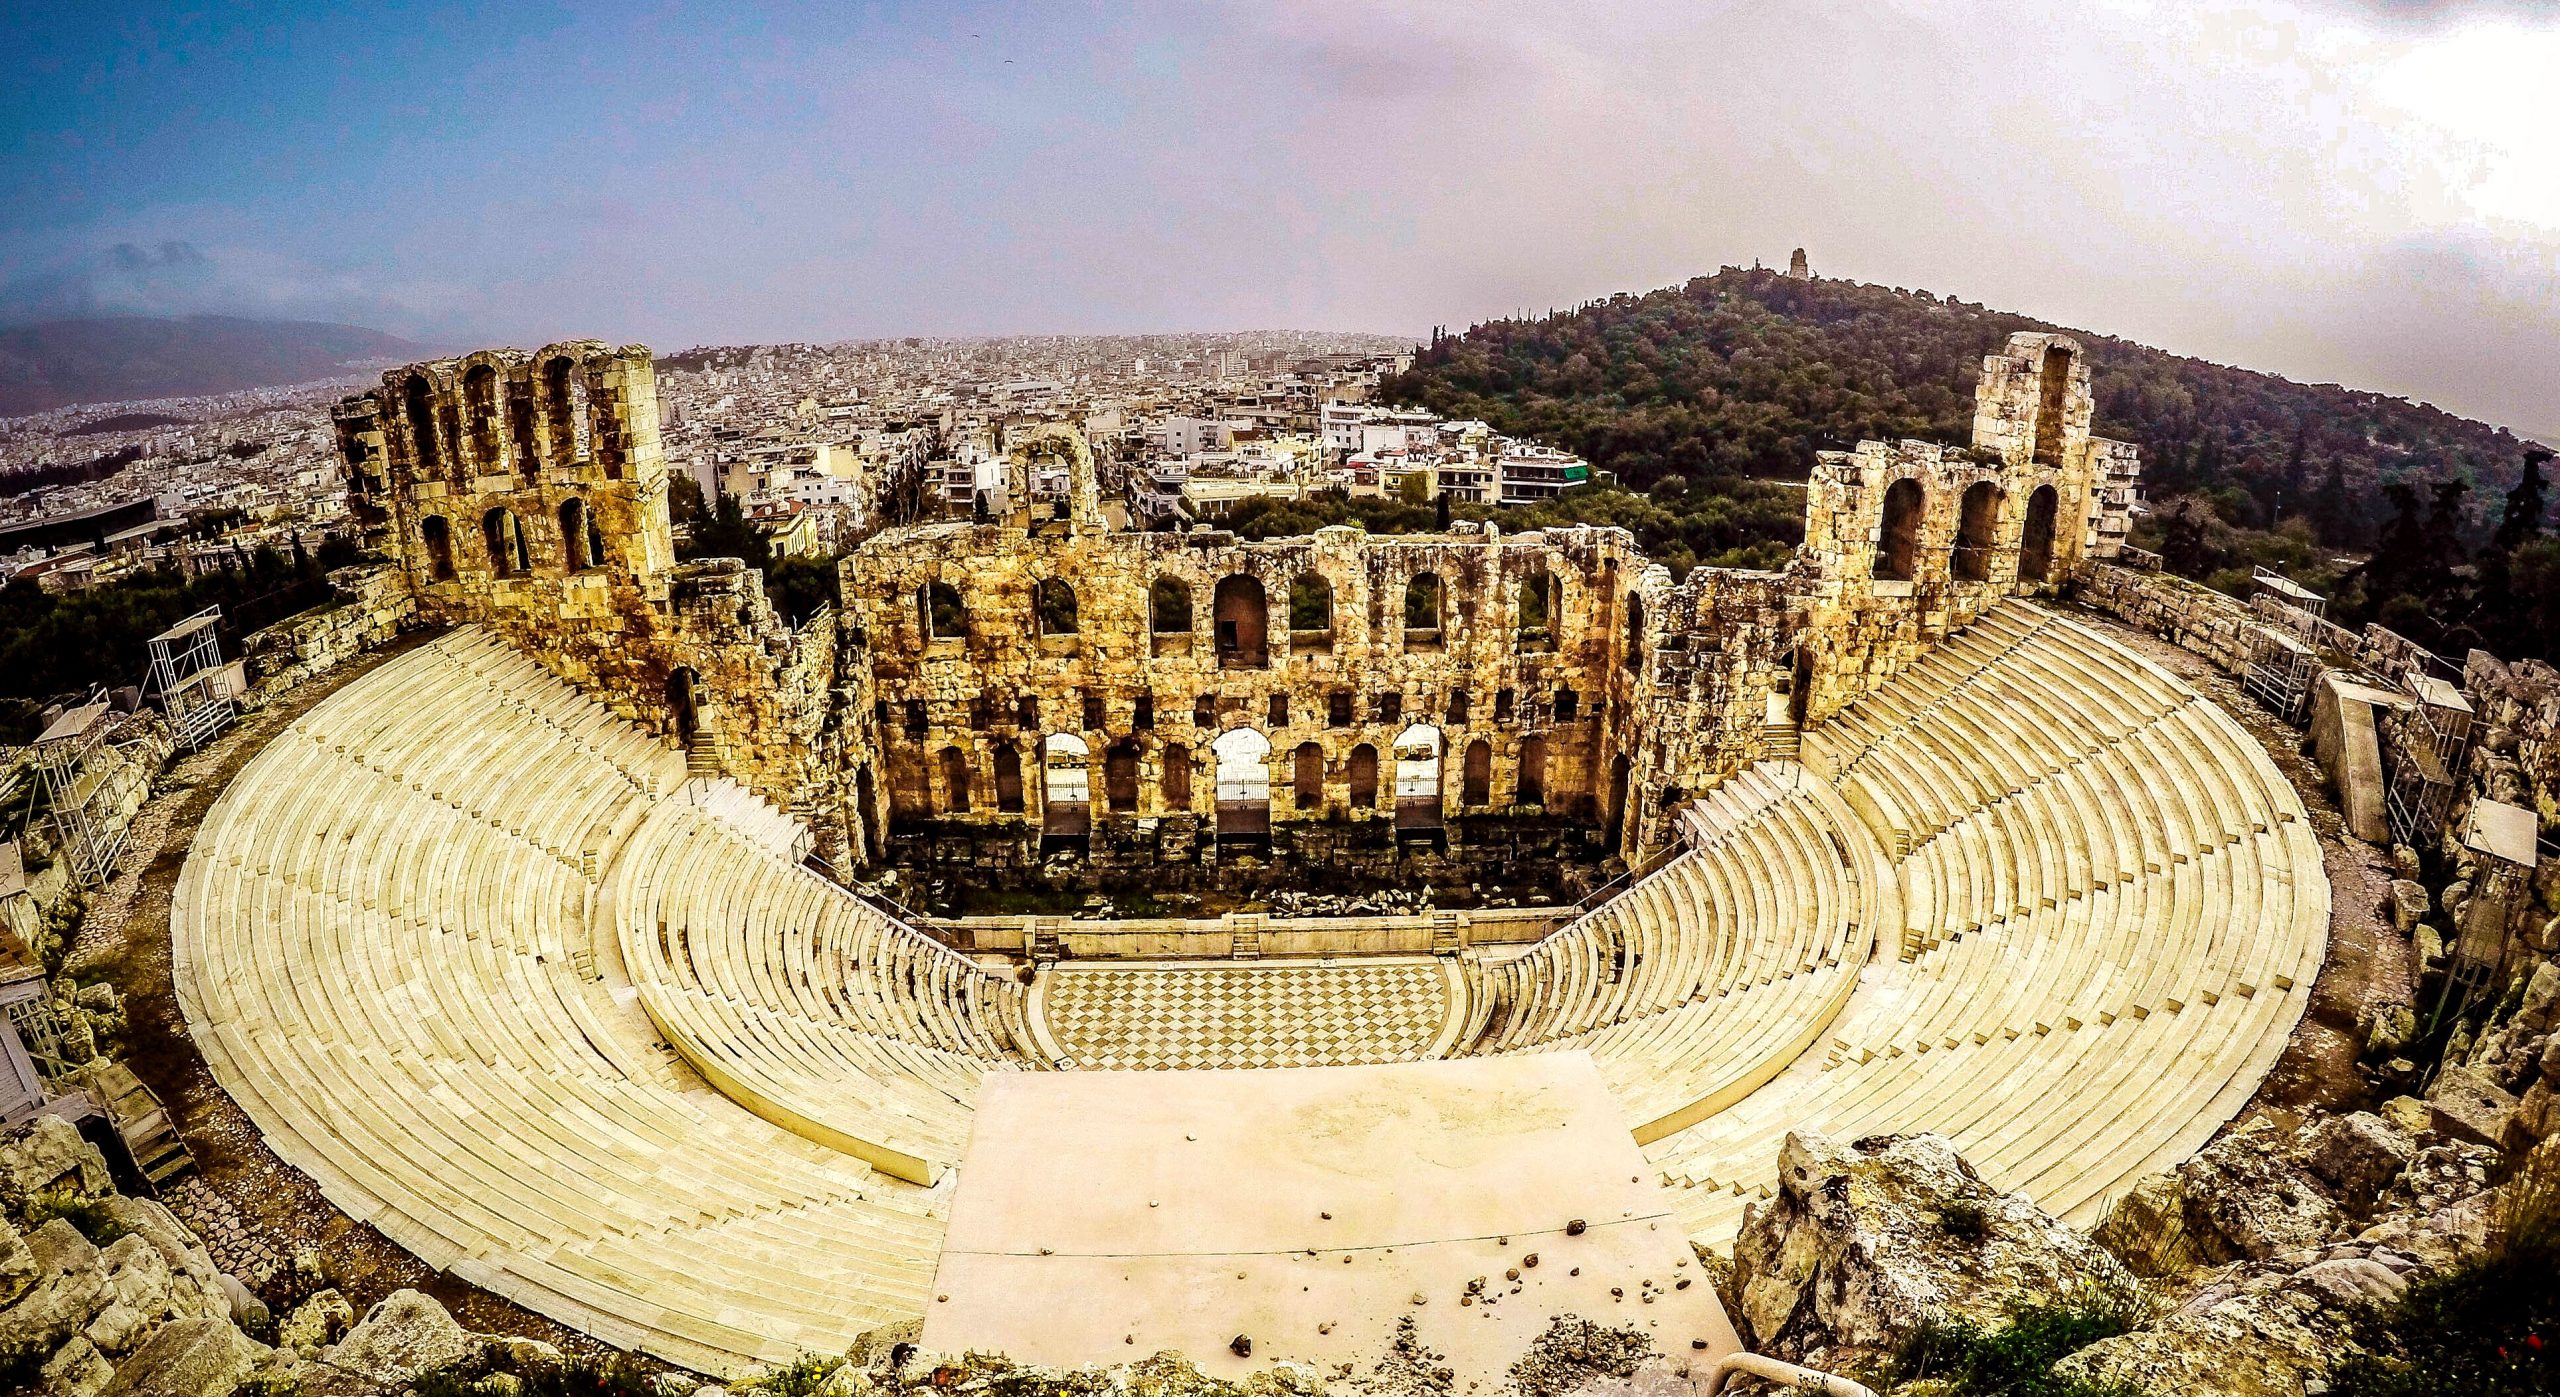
1392, 724, 1444, 829
1105, 740, 1140, 813
1553, 688, 1579, 723
1214, 575, 1269, 668
1211, 728, 1272, 838
1462, 739, 1492, 806
2019, 484, 2060, 583
1516, 736, 1547, 806
404, 375, 440, 473
855, 764, 880, 851
483, 508, 530, 577
1404, 573, 1443, 636
1289, 573, 1334, 649
1516, 572, 1553, 649
1149, 577, 1192, 633
462, 364, 499, 469
1874, 478, 1924, 582
1042, 733, 1091, 835
1954, 481, 2003, 582
1447, 690, 1470, 724
508, 373, 540, 476
419, 515, 455, 581
541, 356, 580, 466
667, 667, 700, 745
1161, 742, 1193, 809
993, 744, 1024, 813
559, 498, 601, 571
920, 582, 967, 644
1347, 744, 1379, 808
2033, 346, 2074, 466
1293, 741, 1325, 808
1035, 579, 1079, 637
1605, 755, 1633, 850
938, 746, 972, 813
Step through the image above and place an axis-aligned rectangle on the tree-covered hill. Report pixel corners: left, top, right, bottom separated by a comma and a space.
1383, 267, 2540, 552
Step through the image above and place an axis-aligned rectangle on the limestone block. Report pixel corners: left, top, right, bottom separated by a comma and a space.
317, 1288, 475, 1387
42, 1335, 114, 1397
0, 1212, 34, 1307
2425, 1064, 2519, 1148
2296, 1112, 2416, 1213
2175, 1120, 2345, 1262
2386, 880, 2430, 934
2, 1220, 110, 1363
0, 1118, 111, 1207
96, 1315, 267, 1397
278, 1288, 353, 1357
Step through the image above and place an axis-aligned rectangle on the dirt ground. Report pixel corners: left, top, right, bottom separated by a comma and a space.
2060, 602, 2411, 1128
59, 633, 624, 1364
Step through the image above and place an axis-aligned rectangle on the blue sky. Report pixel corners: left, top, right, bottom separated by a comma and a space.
4, 1, 2556, 437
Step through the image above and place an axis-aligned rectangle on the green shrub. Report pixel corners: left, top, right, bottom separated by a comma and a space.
747, 1353, 845, 1396
26, 1189, 130, 1246
410, 1346, 657, 1397
2331, 1142, 2560, 1397
1882, 1289, 2148, 1397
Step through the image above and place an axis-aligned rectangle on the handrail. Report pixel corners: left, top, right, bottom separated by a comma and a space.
1704, 1352, 1877, 1397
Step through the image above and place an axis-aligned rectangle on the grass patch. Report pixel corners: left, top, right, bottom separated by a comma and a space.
25, 1189, 130, 1247
411, 1347, 659, 1397
1881, 1290, 2148, 1397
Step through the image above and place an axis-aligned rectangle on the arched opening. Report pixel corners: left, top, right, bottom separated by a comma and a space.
1160, 742, 1193, 810
993, 744, 1024, 813
1211, 728, 1272, 840
419, 515, 455, 581
1874, 478, 1923, 582
1347, 744, 1379, 809
1624, 592, 1646, 673
1288, 573, 1333, 650
483, 507, 530, 577
1149, 577, 1192, 633
1404, 572, 1443, 646
1462, 739, 1492, 806
541, 357, 580, 466
1041, 734, 1091, 839
855, 764, 880, 855
2019, 484, 2060, 583
920, 581, 967, 646
667, 667, 700, 745
1605, 755, 1632, 852
938, 746, 973, 814
1953, 481, 2003, 583
508, 373, 539, 476
462, 364, 499, 469
1293, 741, 1325, 809
559, 497, 602, 571
1393, 724, 1444, 829
1213, 575, 1268, 668
1105, 740, 1141, 813
403, 375, 440, 473
1515, 736, 1547, 806
2033, 346, 2074, 466
1516, 572, 1554, 650
1792, 646, 1816, 729
1035, 579, 1079, 637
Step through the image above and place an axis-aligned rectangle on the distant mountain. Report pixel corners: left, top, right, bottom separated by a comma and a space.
1385, 268, 2541, 549
0, 315, 431, 417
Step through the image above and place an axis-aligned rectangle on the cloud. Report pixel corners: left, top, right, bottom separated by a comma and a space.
0, 235, 470, 338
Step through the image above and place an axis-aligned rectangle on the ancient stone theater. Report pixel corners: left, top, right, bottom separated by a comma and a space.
169, 332, 2327, 1380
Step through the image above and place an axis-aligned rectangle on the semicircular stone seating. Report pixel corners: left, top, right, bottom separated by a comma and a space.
172, 600, 2327, 1373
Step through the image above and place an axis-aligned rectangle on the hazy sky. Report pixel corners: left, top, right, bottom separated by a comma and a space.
4, 1, 2554, 436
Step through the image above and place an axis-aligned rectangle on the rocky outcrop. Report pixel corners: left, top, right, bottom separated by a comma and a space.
312, 1288, 477, 1389
1728, 1131, 2140, 1370
2054, 1243, 2424, 1397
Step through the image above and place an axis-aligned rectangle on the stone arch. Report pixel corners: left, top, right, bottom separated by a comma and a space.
403, 374, 440, 474
1954, 480, 2003, 583
1289, 572, 1334, 647
559, 497, 605, 571
1516, 735, 1547, 806
1605, 754, 1632, 851
937, 746, 973, 813
993, 743, 1024, 813
483, 507, 530, 577
419, 514, 455, 581
1293, 741, 1325, 808
2033, 345, 2074, 466
1035, 578, 1079, 637
541, 355, 582, 466
1214, 575, 1269, 668
1149, 576, 1192, 634
1516, 571, 1554, 650
919, 581, 967, 645
1624, 591, 1646, 673
2019, 484, 2060, 583
1393, 724, 1444, 828
1462, 739, 1492, 806
1404, 572, 1444, 636
508, 369, 539, 475
667, 667, 701, 745
1104, 739, 1140, 813
1042, 733, 1091, 835
1211, 727, 1272, 838
462, 364, 500, 469
1874, 478, 1924, 582
1160, 741, 1193, 810
855, 764, 880, 854
1347, 743, 1380, 808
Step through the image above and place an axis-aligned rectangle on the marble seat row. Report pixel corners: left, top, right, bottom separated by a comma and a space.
171, 633, 979, 1376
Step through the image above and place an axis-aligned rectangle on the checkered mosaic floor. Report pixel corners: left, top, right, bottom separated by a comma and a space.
1041, 959, 1453, 1070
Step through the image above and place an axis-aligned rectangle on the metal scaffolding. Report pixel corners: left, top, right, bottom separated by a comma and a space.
147, 607, 233, 753
2385, 674, 2474, 851
35, 699, 127, 889
2241, 568, 2327, 724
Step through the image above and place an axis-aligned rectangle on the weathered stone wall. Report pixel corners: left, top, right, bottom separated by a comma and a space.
234, 564, 419, 707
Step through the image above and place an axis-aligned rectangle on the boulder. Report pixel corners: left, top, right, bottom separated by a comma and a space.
279, 1288, 354, 1356
0, 1213, 35, 1307
1729, 1132, 2140, 1368
2089, 1170, 2198, 1277
97, 1315, 267, 1397
0, 1220, 110, 1360
2425, 1064, 2518, 1148
42, 1335, 115, 1397
2517, 959, 2560, 1034
317, 1288, 475, 1387
2176, 1120, 2345, 1262
0, 1117, 111, 1208
2386, 879, 2429, 933
2054, 1254, 2400, 1397
2376, 1095, 2432, 1137
2295, 1112, 2416, 1214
